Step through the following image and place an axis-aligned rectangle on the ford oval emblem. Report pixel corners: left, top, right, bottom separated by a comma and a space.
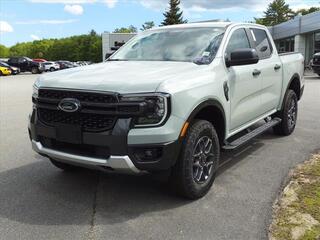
58, 98, 81, 113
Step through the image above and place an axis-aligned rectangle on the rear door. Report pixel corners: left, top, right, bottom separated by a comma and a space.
225, 28, 263, 131
248, 28, 282, 113
18, 58, 29, 71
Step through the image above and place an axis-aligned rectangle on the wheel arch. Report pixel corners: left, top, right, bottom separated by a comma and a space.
186, 99, 226, 144
287, 73, 302, 100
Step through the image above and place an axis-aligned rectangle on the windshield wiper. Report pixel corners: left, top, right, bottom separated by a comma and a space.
107, 59, 128, 61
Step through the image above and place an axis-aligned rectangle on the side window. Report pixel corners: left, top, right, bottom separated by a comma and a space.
18, 58, 26, 63
226, 28, 250, 58
250, 28, 272, 59
9, 58, 18, 64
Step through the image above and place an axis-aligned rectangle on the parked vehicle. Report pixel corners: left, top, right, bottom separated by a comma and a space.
8, 57, 44, 74
56, 61, 75, 70
311, 52, 320, 76
0, 66, 11, 76
0, 61, 20, 75
29, 22, 305, 199
33, 59, 47, 63
76, 61, 90, 66
43, 61, 60, 72
72, 62, 80, 67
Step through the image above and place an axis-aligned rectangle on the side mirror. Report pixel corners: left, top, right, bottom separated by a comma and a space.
226, 48, 259, 67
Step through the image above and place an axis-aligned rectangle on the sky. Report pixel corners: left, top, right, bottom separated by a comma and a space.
0, 0, 319, 47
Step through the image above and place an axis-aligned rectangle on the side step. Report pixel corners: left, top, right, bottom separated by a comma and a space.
222, 118, 282, 151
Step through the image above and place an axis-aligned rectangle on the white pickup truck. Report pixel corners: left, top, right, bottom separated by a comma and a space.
29, 22, 304, 199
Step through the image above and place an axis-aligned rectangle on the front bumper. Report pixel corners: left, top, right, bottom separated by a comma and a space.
29, 107, 183, 173
32, 140, 141, 174
2, 70, 11, 75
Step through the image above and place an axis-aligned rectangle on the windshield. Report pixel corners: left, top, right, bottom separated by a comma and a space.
0, 62, 9, 67
110, 27, 225, 64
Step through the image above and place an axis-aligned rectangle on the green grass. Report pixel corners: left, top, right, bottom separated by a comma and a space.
270, 154, 320, 240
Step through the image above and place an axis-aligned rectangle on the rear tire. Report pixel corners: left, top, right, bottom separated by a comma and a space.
50, 158, 77, 171
31, 67, 38, 74
170, 120, 220, 199
273, 89, 298, 136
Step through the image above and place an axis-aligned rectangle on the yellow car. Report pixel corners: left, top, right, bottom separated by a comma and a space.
0, 66, 12, 76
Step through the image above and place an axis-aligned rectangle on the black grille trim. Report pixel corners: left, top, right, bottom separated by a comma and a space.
36, 89, 122, 132
38, 89, 119, 104
38, 108, 116, 132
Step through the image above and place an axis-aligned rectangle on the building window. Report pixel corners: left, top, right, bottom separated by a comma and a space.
315, 32, 320, 54
277, 37, 295, 53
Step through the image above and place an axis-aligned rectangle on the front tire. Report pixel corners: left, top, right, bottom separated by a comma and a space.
50, 67, 55, 72
50, 158, 77, 171
273, 89, 298, 136
170, 120, 220, 199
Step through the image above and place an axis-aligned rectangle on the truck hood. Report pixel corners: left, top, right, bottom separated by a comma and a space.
36, 61, 205, 94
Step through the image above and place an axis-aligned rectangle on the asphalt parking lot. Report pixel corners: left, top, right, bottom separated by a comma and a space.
0, 73, 319, 240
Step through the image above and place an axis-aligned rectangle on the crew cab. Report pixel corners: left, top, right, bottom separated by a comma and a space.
8, 57, 44, 74
29, 23, 304, 199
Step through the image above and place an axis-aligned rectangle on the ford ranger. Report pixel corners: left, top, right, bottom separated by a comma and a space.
29, 22, 304, 199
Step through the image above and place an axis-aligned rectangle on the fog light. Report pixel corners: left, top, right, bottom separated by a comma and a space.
133, 147, 162, 162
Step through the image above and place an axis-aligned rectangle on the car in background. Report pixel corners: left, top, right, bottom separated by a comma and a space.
311, 52, 320, 76
72, 62, 81, 67
8, 57, 44, 74
43, 61, 60, 72
33, 59, 47, 63
0, 61, 20, 75
0, 66, 11, 76
56, 61, 75, 70
76, 61, 88, 66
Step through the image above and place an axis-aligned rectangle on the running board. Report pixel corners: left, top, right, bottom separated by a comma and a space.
222, 118, 282, 151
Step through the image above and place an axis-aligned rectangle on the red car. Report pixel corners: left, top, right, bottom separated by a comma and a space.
33, 58, 47, 63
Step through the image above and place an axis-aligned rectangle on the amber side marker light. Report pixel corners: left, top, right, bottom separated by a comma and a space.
180, 122, 189, 137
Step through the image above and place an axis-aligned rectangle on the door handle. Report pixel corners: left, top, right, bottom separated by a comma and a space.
274, 64, 281, 70
252, 69, 261, 76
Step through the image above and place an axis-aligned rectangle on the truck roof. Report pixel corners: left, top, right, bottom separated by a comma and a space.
151, 22, 266, 31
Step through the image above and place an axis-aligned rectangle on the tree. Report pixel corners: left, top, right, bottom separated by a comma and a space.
2, 31, 102, 62
89, 29, 97, 36
0, 44, 10, 58
255, 0, 294, 26
161, 0, 187, 26
295, 7, 320, 16
141, 21, 155, 31
113, 25, 137, 33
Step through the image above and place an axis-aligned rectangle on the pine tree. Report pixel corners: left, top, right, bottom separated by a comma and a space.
255, 0, 294, 26
161, 0, 187, 26
141, 21, 155, 31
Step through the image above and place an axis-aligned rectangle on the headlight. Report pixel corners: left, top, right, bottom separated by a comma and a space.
33, 85, 39, 99
120, 93, 170, 127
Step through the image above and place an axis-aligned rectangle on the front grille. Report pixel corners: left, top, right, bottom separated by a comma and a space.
37, 89, 119, 132
39, 89, 118, 103
39, 108, 116, 132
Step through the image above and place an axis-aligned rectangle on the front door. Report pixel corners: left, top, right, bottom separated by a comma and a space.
225, 28, 263, 131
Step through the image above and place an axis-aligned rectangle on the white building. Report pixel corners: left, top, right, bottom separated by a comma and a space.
102, 32, 136, 61
269, 11, 320, 64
